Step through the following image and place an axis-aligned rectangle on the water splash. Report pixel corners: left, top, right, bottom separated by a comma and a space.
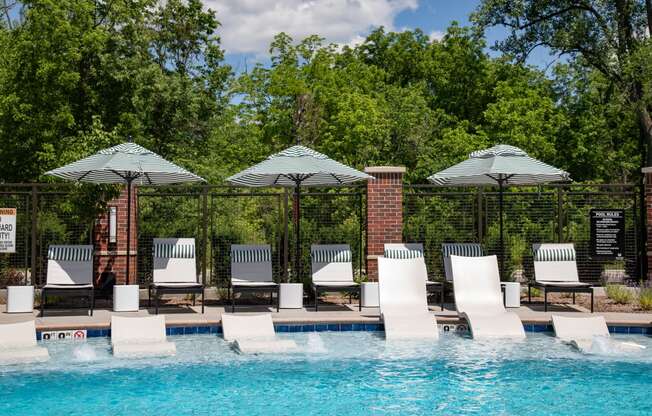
306, 333, 327, 354
587, 336, 646, 356
73, 344, 98, 362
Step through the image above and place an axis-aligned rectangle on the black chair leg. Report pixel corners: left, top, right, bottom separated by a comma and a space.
590, 290, 594, 313
314, 287, 319, 312
440, 289, 444, 311
41, 289, 46, 317
155, 292, 159, 315
201, 290, 205, 314
572, 292, 576, 304
231, 289, 235, 313
193, 294, 196, 306
358, 287, 362, 311
148, 286, 151, 308
544, 288, 548, 312
90, 289, 95, 316
276, 288, 279, 312
528, 284, 531, 303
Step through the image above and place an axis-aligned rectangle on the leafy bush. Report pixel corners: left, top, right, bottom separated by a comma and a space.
639, 288, 652, 311
605, 284, 634, 304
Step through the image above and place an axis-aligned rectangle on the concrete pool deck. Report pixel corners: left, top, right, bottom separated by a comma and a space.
1, 302, 651, 331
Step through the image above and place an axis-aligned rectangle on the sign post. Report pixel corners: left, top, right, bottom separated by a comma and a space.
0, 208, 16, 253
590, 209, 625, 259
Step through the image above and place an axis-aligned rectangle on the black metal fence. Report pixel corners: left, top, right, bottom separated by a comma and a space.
136, 185, 366, 287
0, 183, 642, 289
403, 184, 641, 285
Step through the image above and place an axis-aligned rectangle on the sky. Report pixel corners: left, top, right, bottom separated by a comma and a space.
205, 0, 557, 72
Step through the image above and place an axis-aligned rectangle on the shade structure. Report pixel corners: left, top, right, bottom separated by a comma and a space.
46, 141, 205, 285
226, 145, 373, 281
428, 144, 570, 275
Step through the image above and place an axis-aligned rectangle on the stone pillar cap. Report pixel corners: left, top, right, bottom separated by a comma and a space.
364, 166, 406, 173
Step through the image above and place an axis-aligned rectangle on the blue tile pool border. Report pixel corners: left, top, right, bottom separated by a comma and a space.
35, 323, 652, 339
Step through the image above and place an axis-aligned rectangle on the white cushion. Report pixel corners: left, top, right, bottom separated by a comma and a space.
153, 238, 197, 284
233, 339, 297, 354
313, 281, 358, 287
43, 284, 93, 289
231, 281, 278, 287
533, 243, 580, 283
311, 244, 354, 284
112, 341, 176, 358
536, 280, 590, 287
0, 347, 50, 365
450, 255, 525, 339
151, 282, 202, 288
231, 245, 274, 284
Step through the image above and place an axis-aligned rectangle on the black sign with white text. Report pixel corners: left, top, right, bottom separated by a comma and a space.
590, 209, 625, 259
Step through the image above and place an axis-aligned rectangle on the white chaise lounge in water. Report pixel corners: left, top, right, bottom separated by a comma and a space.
221, 313, 297, 354
0, 320, 49, 365
450, 255, 525, 339
150, 238, 205, 314
42, 245, 94, 317
111, 315, 176, 358
311, 244, 360, 311
530, 243, 594, 312
384, 243, 444, 310
230, 244, 279, 312
552, 315, 645, 353
377, 256, 438, 340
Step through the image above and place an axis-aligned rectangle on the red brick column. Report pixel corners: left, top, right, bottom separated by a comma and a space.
644, 169, 652, 281
365, 166, 405, 281
93, 186, 138, 284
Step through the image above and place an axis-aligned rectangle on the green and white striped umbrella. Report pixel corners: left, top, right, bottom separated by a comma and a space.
226, 145, 373, 187
45, 141, 204, 286
428, 144, 570, 276
226, 145, 372, 282
45, 142, 205, 184
428, 145, 569, 186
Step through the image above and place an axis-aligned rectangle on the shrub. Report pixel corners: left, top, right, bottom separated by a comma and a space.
605, 284, 633, 304
639, 288, 652, 311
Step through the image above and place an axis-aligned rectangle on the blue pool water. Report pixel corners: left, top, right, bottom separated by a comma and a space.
2, 332, 652, 416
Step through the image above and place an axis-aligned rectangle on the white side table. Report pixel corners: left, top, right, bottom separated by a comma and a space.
361, 282, 379, 307
502, 282, 521, 308
279, 283, 303, 309
113, 285, 140, 312
7, 286, 34, 313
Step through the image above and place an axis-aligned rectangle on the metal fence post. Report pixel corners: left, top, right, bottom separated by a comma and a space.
30, 185, 38, 286
201, 186, 208, 285
557, 186, 564, 243
477, 188, 483, 243
283, 189, 289, 282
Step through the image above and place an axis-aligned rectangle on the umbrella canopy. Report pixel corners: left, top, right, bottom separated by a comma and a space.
46, 141, 205, 285
428, 144, 570, 186
428, 145, 569, 186
45, 142, 205, 184
428, 144, 570, 276
226, 145, 373, 282
226, 145, 373, 187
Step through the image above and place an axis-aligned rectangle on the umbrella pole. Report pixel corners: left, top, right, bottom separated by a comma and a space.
126, 178, 133, 285
499, 181, 504, 279
294, 183, 301, 282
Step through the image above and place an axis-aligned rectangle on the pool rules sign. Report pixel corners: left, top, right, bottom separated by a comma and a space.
0, 208, 16, 253
590, 209, 625, 259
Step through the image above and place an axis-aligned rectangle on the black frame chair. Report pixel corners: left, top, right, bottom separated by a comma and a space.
230, 283, 279, 312
149, 284, 205, 314
41, 285, 94, 317
312, 283, 361, 311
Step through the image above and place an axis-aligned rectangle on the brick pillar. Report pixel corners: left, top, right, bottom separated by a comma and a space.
644, 169, 652, 281
93, 185, 138, 284
365, 166, 405, 281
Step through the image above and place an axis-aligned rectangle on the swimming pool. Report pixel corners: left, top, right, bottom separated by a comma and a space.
2, 332, 652, 415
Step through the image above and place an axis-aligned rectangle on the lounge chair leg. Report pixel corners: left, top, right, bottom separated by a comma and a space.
41, 289, 46, 317
349, 292, 352, 305
358, 287, 362, 311
276, 288, 279, 312
544, 288, 548, 312
572, 292, 576, 304
148, 286, 151, 308
231, 289, 235, 313
201, 290, 205, 314
528, 284, 531, 303
90, 289, 95, 316
591, 290, 594, 313
193, 294, 196, 306
440, 288, 444, 311
155, 292, 159, 315
314, 287, 319, 312
270, 291, 273, 305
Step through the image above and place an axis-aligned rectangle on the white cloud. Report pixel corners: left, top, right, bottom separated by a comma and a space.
428, 30, 444, 42
205, 0, 418, 55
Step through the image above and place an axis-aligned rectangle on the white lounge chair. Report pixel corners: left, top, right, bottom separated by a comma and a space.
42, 245, 94, 316
530, 243, 594, 312
221, 313, 297, 354
230, 244, 279, 312
377, 256, 438, 340
0, 321, 49, 365
111, 315, 176, 358
149, 238, 204, 314
441, 243, 484, 283
384, 243, 444, 310
311, 244, 360, 311
450, 255, 525, 339
552, 315, 645, 353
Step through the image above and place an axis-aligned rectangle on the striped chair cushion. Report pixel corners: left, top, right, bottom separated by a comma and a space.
153, 243, 195, 259
384, 248, 423, 259
441, 243, 483, 258
534, 245, 576, 262
312, 249, 352, 263
231, 247, 272, 263
48, 245, 93, 262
